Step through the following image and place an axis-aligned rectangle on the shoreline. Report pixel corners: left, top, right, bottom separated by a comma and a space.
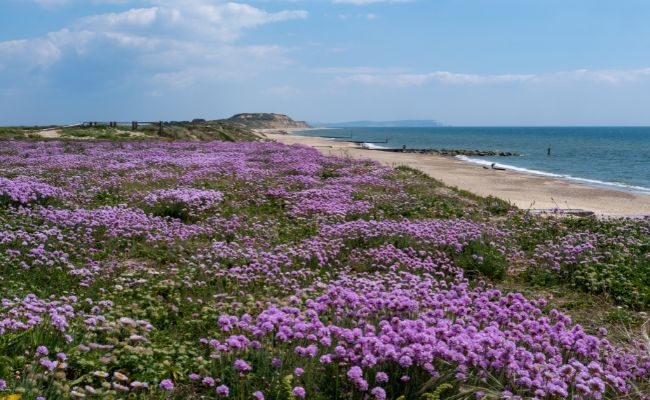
262, 130, 650, 217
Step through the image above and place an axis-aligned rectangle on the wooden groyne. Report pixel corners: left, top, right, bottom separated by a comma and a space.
349, 138, 388, 144
377, 148, 518, 157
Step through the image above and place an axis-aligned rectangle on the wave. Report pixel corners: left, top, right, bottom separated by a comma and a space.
455, 155, 650, 195
361, 142, 392, 150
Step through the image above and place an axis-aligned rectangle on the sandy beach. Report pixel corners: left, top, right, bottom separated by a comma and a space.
264, 131, 650, 217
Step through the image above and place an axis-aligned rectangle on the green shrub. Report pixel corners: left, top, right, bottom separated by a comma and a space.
454, 238, 507, 281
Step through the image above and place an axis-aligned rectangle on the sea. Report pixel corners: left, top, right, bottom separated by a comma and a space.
292, 127, 650, 195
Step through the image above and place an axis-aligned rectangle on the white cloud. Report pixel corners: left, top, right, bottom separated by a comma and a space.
73, 2, 307, 42
192, 2, 308, 41
79, 7, 161, 29
337, 12, 378, 20
0, 1, 308, 84
30, 0, 143, 6
0, 38, 63, 69
91, 0, 134, 4
335, 71, 536, 86
313, 66, 407, 74
555, 68, 650, 84
148, 44, 293, 88
331, 68, 650, 87
332, 0, 411, 5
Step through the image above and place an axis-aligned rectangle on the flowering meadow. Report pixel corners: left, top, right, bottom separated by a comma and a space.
0, 139, 648, 400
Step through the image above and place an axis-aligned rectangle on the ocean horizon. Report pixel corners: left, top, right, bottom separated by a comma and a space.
293, 126, 650, 195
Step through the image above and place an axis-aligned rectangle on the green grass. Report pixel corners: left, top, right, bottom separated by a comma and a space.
1, 121, 263, 142
156, 121, 262, 141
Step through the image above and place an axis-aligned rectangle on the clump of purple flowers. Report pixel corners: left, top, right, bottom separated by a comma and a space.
234, 359, 252, 373
216, 384, 229, 397
142, 187, 224, 214
0, 176, 68, 205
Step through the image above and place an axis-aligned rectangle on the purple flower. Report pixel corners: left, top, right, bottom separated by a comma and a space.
346, 366, 368, 391
375, 372, 389, 383
0, 379, 6, 391
36, 345, 49, 356
347, 366, 363, 380
371, 387, 387, 400
234, 359, 252, 373
252, 391, 265, 400
294, 367, 304, 377
39, 358, 57, 371
588, 377, 606, 394
319, 354, 333, 363
216, 384, 230, 397
159, 379, 174, 391
398, 355, 413, 368
292, 386, 306, 398
202, 376, 216, 387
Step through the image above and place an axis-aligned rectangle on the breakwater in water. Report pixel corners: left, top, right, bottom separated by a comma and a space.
378, 148, 518, 157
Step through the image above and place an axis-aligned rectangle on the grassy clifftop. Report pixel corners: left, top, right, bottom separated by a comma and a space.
157, 120, 262, 141
0, 120, 265, 141
0, 113, 309, 141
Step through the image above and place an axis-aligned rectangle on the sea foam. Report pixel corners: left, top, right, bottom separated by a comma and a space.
455, 155, 650, 194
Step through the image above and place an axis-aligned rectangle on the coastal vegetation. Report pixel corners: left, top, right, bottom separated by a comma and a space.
0, 120, 264, 142
0, 138, 648, 399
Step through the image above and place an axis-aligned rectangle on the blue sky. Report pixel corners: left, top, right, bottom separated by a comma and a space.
2, 0, 650, 126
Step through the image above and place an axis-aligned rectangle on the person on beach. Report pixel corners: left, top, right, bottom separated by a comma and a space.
547, 146, 551, 156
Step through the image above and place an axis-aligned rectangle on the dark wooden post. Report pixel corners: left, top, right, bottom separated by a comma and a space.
158, 121, 163, 135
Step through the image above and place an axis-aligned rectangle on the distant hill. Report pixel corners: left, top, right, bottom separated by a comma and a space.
316, 120, 442, 128
221, 113, 311, 130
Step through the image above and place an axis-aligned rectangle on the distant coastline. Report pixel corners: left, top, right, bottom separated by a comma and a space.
313, 120, 442, 128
